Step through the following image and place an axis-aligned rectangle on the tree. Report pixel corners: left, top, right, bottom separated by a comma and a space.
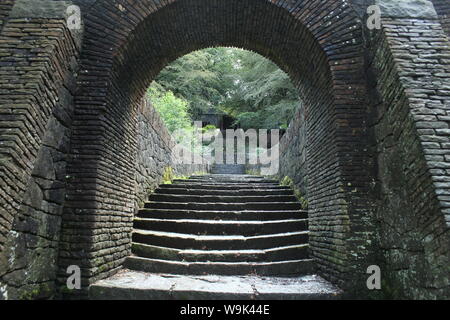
220, 50, 299, 130
147, 84, 214, 157
147, 83, 192, 133
153, 47, 236, 120
150, 47, 300, 130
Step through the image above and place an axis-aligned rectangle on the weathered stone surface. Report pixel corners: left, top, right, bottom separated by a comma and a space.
277, 104, 308, 197
10, 0, 74, 19
367, 12, 450, 299
431, 0, 450, 37
135, 97, 210, 212
0, 10, 82, 299
0, 0, 449, 301
377, 0, 438, 19
89, 270, 342, 300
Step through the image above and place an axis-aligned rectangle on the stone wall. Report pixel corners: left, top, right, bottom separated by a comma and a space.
278, 104, 308, 197
432, 0, 450, 37
0, 15, 81, 299
0, 0, 208, 299
135, 97, 209, 211
367, 1, 450, 299
0, 0, 15, 33
46, 0, 375, 297
136, 99, 172, 211
0, 0, 448, 300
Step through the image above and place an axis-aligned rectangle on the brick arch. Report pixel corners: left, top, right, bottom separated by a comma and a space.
60, 0, 375, 294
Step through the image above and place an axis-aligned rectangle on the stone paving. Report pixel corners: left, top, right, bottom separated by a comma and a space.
90, 269, 342, 300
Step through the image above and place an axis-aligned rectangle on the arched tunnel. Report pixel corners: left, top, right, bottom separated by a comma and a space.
0, 0, 449, 300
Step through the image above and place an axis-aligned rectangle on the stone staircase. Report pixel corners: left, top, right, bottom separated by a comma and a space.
89, 174, 342, 300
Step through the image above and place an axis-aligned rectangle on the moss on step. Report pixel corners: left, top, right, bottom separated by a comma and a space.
162, 167, 208, 185
162, 167, 175, 184
246, 169, 260, 176
280, 176, 308, 210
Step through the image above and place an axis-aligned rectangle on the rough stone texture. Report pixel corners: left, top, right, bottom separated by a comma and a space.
0, 0, 448, 300
135, 97, 209, 211
10, 0, 74, 19
0, 17, 81, 299
127, 174, 311, 280
377, 0, 437, 19
367, 15, 450, 299
136, 98, 171, 210
432, 0, 450, 37
0, 0, 15, 34
89, 270, 342, 300
278, 103, 308, 197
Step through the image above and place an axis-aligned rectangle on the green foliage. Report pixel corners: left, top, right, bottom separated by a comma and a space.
151, 47, 300, 130
162, 167, 174, 184
147, 84, 192, 133
202, 124, 217, 133
147, 85, 218, 157
152, 47, 236, 120
220, 51, 300, 130
280, 176, 294, 187
280, 176, 308, 210
20, 283, 52, 300
246, 169, 260, 176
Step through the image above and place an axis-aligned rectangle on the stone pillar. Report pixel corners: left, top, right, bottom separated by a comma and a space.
0, 0, 82, 299
369, 0, 450, 299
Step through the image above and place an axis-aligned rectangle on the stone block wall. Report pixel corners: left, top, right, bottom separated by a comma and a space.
0, 15, 81, 299
0, 0, 15, 33
278, 104, 308, 198
367, 3, 450, 299
136, 97, 209, 211
50, 0, 376, 297
0, 0, 448, 300
135, 98, 173, 211
432, 0, 450, 37
0, 1, 208, 299
57, 1, 214, 294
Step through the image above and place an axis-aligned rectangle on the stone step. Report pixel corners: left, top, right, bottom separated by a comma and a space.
155, 187, 294, 196
144, 201, 302, 211
89, 272, 342, 300
132, 230, 309, 250
88, 173, 324, 300
124, 256, 315, 276
162, 183, 289, 190
131, 243, 310, 262
149, 194, 297, 203
190, 175, 262, 179
184, 175, 268, 183
133, 218, 308, 236
137, 209, 307, 221
173, 179, 278, 185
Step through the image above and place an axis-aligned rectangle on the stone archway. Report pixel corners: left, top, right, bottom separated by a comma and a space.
1, 0, 449, 300
58, 0, 374, 297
